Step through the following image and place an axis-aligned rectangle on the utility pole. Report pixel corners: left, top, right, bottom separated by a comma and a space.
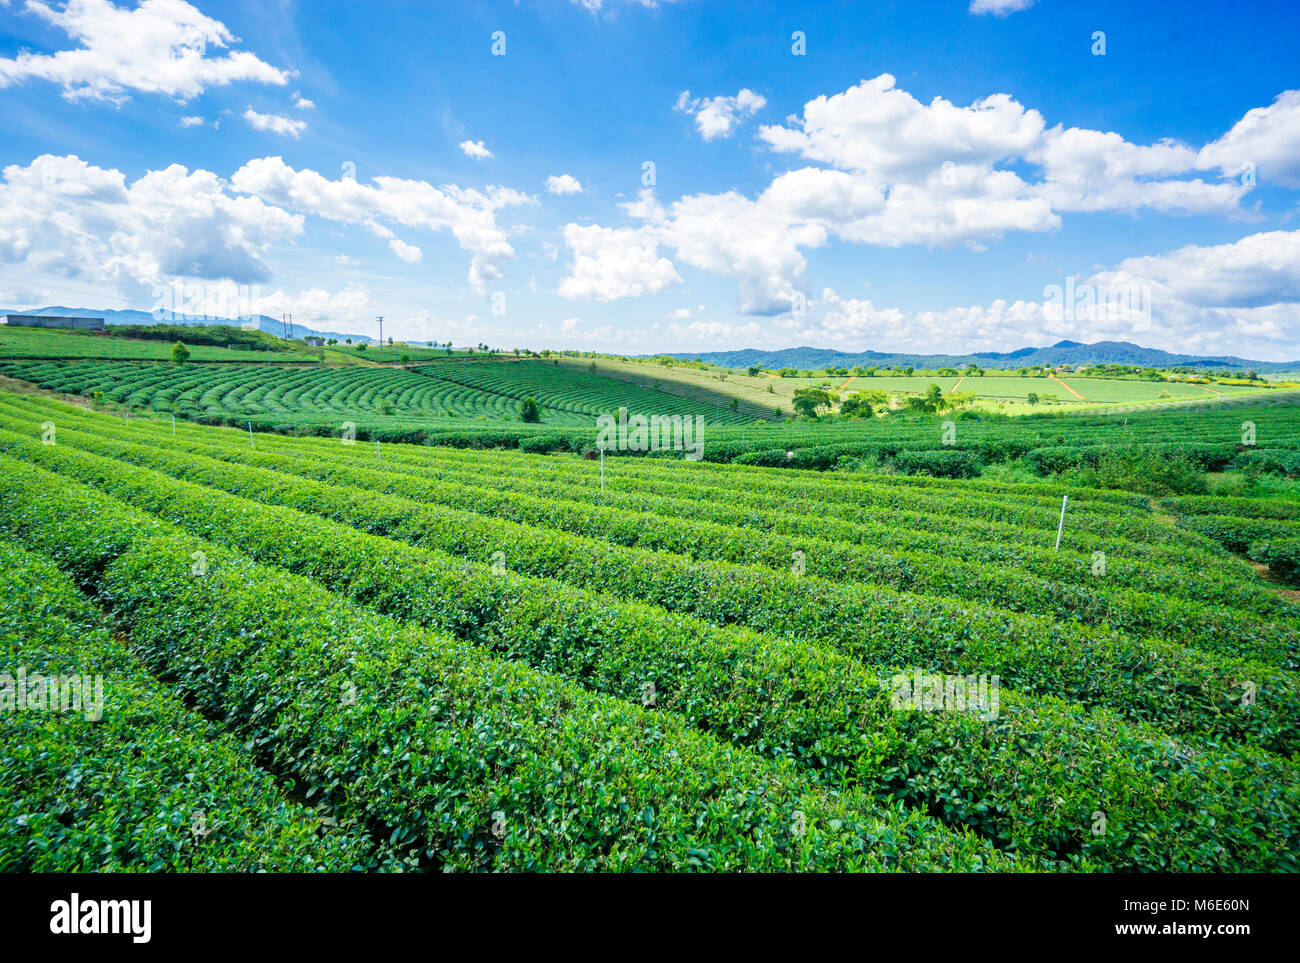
282, 313, 292, 340
377, 315, 384, 351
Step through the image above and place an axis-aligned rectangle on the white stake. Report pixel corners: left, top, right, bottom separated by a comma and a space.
600, 448, 604, 492
376, 439, 381, 462
248, 422, 254, 447
1055, 494, 1069, 551
171, 414, 175, 434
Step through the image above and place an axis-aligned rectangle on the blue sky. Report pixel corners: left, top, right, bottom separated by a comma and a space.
2, 0, 1299, 358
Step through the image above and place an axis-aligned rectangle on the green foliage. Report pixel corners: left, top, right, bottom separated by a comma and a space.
0, 537, 367, 871
170, 341, 190, 363
1061, 449, 1211, 496
519, 396, 542, 423
1250, 537, 1300, 585
792, 387, 837, 418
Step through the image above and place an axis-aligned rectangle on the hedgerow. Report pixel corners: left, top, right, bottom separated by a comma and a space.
0, 460, 1013, 872
0, 537, 370, 871
2, 454, 1297, 870
27, 416, 1288, 668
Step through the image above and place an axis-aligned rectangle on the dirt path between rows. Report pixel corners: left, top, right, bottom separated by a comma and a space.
947, 376, 966, 394
1150, 497, 1300, 603
1049, 374, 1086, 401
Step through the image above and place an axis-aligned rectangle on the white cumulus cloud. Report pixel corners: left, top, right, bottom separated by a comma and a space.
546, 174, 583, 195
675, 88, 767, 140
243, 107, 306, 138
0, 0, 288, 103
459, 139, 494, 160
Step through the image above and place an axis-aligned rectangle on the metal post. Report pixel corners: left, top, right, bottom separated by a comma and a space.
1055, 495, 1069, 551
248, 422, 254, 447
600, 448, 604, 492
171, 414, 175, 434
376, 439, 381, 462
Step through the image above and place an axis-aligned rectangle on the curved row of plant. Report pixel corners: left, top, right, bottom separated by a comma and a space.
4, 453, 1298, 870
3, 394, 1280, 625
253, 430, 1281, 618
8, 425, 1297, 754
0, 459, 1019, 872
27, 415, 1285, 665
0, 536, 370, 871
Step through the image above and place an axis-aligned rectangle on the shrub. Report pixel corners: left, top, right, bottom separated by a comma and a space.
1250, 537, 1300, 585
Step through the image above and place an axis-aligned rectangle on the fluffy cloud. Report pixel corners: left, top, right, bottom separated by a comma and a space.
293, 93, 315, 109
178, 114, 205, 127
571, 0, 688, 14
675, 88, 766, 140
243, 107, 306, 138
655, 230, 1300, 360
557, 223, 681, 301
246, 283, 374, 326
969, 0, 1036, 15
545, 174, 583, 195
459, 139, 494, 160
1198, 89, 1300, 189
388, 238, 423, 263
230, 156, 533, 288
0, 153, 302, 288
567, 75, 1287, 316
0, 0, 288, 103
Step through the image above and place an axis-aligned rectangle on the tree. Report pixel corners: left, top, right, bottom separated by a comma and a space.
792, 387, 836, 418
840, 394, 873, 418
728, 397, 739, 411
356, 342, 367, 352
747, 365, 762, 376
519, 396, 541, 423
170, 341, 190, 363
399, 353, 411, 364
1027, 392, 1040, 405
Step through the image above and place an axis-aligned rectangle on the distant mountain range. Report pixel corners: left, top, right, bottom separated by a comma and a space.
2, 306, 372, 344
664, 340, 1300, 373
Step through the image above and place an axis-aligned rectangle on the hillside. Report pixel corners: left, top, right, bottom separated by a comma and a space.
4, 305, 370, 344
670, 339, 1300, 373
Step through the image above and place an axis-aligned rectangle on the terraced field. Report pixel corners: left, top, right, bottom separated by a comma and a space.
0, 357, 766, 430
0, 324, 321, 363
0, 386, 1297, 871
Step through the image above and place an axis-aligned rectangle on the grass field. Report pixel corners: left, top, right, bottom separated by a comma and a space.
0, 384, 1296, 872
0, 356, 769, 429
0, 324, 322, 363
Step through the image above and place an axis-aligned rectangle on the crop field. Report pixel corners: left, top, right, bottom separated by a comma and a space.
0, 357, 768, 430
0, 384, 1297, 872
0, 325, 321, 363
